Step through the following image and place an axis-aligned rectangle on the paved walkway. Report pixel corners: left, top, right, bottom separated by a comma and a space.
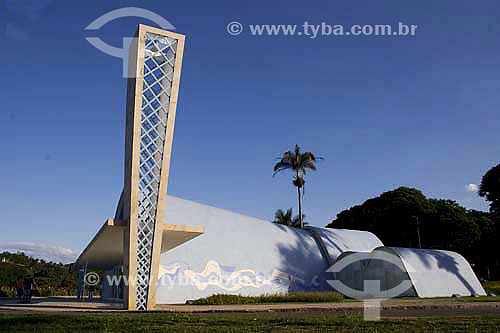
1, 297, 499, 317
156, 299, 500, 314
0, 297, 124, 313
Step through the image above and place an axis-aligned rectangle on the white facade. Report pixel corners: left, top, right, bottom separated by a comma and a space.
155, 196, 383, 304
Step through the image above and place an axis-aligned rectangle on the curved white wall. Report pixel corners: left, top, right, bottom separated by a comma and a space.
334, 246, 486, 298
156, 196, 384, 304
389, 247, 486, 297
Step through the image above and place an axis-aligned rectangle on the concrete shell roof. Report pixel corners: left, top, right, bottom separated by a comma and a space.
383, 246, 486, 297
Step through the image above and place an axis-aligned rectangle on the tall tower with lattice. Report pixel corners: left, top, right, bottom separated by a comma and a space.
121, 24, 185, 311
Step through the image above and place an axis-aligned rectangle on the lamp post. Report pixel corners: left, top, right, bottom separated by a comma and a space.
413, 215, 422, 249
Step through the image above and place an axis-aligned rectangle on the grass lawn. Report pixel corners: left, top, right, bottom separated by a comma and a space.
1, 313, 500, 332
187, 282, 500, 305
187, 292, 500, 305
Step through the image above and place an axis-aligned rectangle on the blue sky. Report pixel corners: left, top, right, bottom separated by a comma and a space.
0, 0, 498, 261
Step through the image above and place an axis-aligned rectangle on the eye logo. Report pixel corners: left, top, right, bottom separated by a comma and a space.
326, 251, 415, 320
85, 7, 175, 78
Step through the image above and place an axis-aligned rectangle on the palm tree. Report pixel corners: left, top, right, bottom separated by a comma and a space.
273, 208, 308, 228
291, 213, 308, 228
273, 144, 320, 229
273, 208, 293, 226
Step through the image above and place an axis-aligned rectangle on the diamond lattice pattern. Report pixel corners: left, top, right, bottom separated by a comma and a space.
135, 32, 177, 310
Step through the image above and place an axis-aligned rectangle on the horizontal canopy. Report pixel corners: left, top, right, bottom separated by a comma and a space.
76, 219, 204, 269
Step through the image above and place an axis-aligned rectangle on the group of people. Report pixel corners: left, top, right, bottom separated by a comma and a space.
76, 269, 96, 302
16, 276, 35, 304
16, 272, 96, 303
76, 284, 95, 301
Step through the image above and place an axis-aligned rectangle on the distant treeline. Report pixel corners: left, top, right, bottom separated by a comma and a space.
0, 252, 78, 297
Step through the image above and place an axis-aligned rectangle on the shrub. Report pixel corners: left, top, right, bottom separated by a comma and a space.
0, 287, 16, 298
190, 292, 343, 305
483, 281, 500, 295
32, 287, 78, 297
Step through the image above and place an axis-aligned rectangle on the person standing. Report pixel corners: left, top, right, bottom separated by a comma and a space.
88, 285, 95, 302
16, 276, 24, 302
77, 269, 84, 301
23, 277, 35, 304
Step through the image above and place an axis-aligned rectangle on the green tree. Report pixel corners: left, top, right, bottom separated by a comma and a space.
0, 252, 78, 292
479, 163, 500, 214
478, 163, 500, 278
468, 209, 497, 279
328, 187, 433, 248
273, 208, 293, 226
425, 199, 480, 253
327, 187, 480, 255
273, 145, 320, 229
273, 208, 308, 228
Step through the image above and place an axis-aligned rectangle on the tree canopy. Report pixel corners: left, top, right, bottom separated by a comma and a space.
479, 163, 500, 214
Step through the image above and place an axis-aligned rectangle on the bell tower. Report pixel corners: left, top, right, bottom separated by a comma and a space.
121, 24, 185, 311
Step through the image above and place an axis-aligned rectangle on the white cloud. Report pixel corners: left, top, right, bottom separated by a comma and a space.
465, 184, 479, 193
0, 242, 78, 264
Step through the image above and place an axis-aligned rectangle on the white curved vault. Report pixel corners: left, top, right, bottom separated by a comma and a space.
333, 246, 486, 298
390, 247, 486, 297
